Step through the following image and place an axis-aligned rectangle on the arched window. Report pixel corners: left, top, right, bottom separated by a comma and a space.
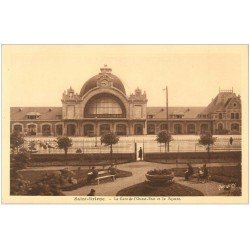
13, 124, 23, 133
100, 124, 111, 135
85, 95, 125, 118
42, 124, 51, 136
134, 124, 143, 135
27, 124, 37, 136
174, 124, 182, 134
187, 124, 195, 134
84, 124, 94, 136
56, 124, 63, 136
231, 123, 239, 132
147, 124, 155, 135
218, 123, 223, 131
116, 124, 127, 135
67, 124, 76, 136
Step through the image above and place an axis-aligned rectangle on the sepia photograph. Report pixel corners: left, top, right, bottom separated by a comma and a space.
2, 44, 248, 203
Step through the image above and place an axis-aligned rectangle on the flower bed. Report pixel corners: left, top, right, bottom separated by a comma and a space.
146, 169, 174, 183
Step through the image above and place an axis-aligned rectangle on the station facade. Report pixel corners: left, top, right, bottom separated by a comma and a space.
10, 66, 242, 137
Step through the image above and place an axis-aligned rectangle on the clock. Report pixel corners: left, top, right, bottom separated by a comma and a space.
100, 80, 109, 87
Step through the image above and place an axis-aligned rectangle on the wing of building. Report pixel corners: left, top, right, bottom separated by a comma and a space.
10, 66, 241, 136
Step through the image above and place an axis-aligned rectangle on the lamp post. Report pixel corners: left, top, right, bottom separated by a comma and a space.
164, 85, 169, 152
95, 101, 98, 147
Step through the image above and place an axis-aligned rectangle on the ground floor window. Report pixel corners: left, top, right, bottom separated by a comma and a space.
100, 124, 110, 135
84, 124, 94, 136
27, 124, 37, 136
42, 124, 51, 136
116, 124, 127, 135
67, 124, 76, 136
147, 124, 155, 134
134, 124, 143, 135
231, 123, 240, 132
187, 124, 195, 134
174, 124, 182, 134
218, 123, 223, 130
13, 124, 23, 133
56, 124, 63, 136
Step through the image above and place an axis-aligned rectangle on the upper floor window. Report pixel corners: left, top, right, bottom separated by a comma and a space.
231, 113, 235, 119
235, 113, 240, 119
27, 115, 38, 119
147, 115, 154, 119
219, 113, 223, 119
26, 112, 40, 120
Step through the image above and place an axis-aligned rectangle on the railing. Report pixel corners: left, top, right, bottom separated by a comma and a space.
23, 135, 241, 154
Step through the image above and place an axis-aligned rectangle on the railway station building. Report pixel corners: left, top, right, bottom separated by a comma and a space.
10, 65, 242, 137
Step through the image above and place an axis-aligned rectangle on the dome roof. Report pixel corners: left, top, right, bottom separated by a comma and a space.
80, 66, 126, 96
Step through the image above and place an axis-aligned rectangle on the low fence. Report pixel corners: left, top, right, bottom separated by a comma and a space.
23, 136, 241, 155
23, 138, 136, 155
143, 138, 241, 153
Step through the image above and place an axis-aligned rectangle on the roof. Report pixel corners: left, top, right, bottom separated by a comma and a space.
200, 92, 237, 115
11, 107, 62, 121
80, 73, 126, 96
147, 107, 205, 119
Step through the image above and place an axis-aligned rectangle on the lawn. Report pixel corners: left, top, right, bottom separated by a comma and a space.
116, 182, 204, 196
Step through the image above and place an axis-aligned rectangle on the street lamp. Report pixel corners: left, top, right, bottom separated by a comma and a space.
95, 101, 98, 147
163, 85, 169, 152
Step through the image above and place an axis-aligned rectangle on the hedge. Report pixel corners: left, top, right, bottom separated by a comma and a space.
144, 151, 241, 163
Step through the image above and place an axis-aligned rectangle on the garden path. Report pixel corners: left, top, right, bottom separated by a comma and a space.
63, 161, 225, 196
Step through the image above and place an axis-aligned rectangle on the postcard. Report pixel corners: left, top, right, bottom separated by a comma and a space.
2, 45, 248, 204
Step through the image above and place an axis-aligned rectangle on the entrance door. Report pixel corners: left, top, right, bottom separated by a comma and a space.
174, 124, 182, 134
84, 124, 94, 136
67, 124, 76, 136
134, 124, 143, 135
100, 124, 111, 135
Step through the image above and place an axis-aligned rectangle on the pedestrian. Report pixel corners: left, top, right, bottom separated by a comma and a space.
138, 147, 143, 161
87, 189, 95, 196
229, 137, 233, 145
86, 166, 98, 184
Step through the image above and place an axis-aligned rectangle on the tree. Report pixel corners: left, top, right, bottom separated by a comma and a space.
10, 149, 31, 195
100, 132, 119, 162
56, 137, 73, 165
198, 132, 216, 162
156, 130, 173, 152
10, 131, 24, 154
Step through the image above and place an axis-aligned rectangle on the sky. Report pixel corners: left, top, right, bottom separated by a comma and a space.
3, 45, 247, 107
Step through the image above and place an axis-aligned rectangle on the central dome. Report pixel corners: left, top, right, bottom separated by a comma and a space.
80, 66, 126, 96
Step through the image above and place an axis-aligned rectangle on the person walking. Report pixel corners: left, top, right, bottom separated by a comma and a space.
229, 137, 233, 145
138, 147, 143, 161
